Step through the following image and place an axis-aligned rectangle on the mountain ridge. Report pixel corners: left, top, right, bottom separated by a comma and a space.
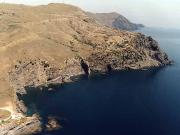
87, 12, 144, 31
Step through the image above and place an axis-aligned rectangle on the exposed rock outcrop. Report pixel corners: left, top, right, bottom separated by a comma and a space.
46, 117, 62, 131
0, 115, 41, 135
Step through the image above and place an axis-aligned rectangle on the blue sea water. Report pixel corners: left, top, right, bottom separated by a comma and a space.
23, 27, 180, 135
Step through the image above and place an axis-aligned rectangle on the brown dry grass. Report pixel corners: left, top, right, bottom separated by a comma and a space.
0, 3, 94, 108
0, 3, 162, 109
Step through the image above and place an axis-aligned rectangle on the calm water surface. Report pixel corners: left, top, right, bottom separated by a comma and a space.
22, 27, 180, 135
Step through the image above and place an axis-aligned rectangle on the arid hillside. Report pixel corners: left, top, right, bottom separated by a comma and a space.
0, 3, 171, 116
0, 3, 172, 135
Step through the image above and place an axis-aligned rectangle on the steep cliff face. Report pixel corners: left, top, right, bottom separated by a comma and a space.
87, 12, 144, 31
0, 3, 171, 134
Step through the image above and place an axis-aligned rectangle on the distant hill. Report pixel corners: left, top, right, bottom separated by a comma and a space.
87, 12, 144, 31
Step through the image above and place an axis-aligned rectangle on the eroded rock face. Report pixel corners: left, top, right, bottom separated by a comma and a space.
9, 59, 61, 95
0, 115, 41, 135
87, 33, 171, 72
9, 57, 84, 95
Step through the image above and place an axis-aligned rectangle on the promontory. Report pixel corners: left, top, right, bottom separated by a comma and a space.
0, 3, 171, 135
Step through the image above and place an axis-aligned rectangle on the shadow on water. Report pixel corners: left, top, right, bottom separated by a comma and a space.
16, 67, 170, 135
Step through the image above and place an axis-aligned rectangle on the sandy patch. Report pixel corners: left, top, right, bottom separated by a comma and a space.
0, 101, 24, 122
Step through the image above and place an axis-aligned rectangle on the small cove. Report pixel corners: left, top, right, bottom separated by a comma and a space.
19, 27, 180, 135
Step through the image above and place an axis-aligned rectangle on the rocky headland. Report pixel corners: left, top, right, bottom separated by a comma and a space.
0, 3, 171, 135
87, 12, 144, 31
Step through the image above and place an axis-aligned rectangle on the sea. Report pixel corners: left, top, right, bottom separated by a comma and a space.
21, 27, 180, 135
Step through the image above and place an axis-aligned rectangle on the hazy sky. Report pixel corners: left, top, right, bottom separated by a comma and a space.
3, 0, 180, 29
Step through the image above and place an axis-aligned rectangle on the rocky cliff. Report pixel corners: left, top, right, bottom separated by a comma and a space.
0, 3, 171, 134
0, 115, 41, 135
87, 12, 144, 31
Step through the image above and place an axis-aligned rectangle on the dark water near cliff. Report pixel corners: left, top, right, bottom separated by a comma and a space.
22, 27, 180, 135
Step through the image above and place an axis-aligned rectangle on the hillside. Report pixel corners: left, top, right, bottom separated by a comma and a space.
87, 12, 144, 31
0, 3, 171, 134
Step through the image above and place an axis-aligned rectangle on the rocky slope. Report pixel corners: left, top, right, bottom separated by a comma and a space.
0, 115, 41, 135
87, 12, 144, 31
0, 3, 171, 134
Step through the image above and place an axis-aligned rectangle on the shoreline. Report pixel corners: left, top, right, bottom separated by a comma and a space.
0, 3, 173, 134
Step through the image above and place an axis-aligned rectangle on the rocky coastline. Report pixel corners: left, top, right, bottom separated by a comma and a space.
0, 3, 172, 135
